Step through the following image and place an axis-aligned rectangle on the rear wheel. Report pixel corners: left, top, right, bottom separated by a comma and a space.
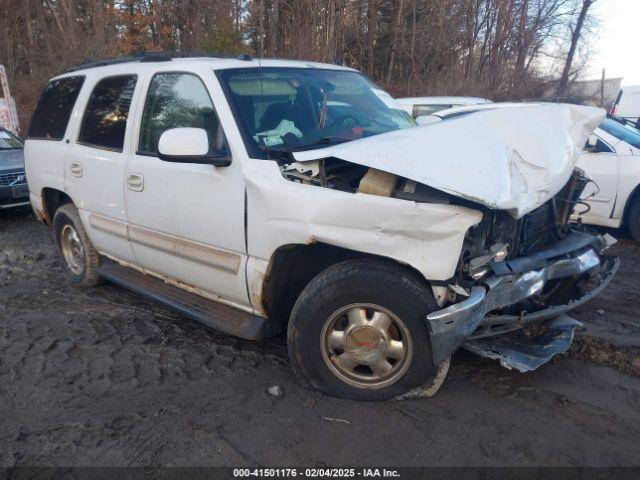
53, 203, 101, 286
287, 259, 442, 400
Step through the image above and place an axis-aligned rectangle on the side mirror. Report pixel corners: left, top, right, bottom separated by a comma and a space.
157, 127, 231, 166
415, 115, 442, 126
586, 134, 598, 149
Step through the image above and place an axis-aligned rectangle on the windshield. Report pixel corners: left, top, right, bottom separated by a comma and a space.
0, 129, 23, 149
599, 118, 640, 149
217, 68, 414, 159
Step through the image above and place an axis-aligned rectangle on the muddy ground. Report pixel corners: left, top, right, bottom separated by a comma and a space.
1, 207, 639, 467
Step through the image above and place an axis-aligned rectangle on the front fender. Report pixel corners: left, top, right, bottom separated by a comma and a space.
244, 160, 483, 283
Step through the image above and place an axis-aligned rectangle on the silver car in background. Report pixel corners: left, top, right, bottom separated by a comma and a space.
0, 127, 29, 210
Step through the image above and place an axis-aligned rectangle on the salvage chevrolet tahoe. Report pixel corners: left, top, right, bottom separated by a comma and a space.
25, 53, 618, 400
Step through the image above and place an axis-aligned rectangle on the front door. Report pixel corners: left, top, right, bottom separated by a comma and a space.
124, 70, 249, 308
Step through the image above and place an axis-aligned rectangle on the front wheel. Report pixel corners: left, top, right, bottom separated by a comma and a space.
287, 259, 442, 400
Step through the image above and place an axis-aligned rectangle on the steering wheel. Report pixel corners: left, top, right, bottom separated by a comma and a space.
329, 114, 360, 128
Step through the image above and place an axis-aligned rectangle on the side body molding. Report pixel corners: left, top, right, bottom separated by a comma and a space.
88, 213, 241, 274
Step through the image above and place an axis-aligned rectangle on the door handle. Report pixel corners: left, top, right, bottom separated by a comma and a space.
127, 173, 144, 192
69, 161, 83, 178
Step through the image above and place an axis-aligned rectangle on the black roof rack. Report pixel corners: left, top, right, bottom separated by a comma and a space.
64, 51, 253, 73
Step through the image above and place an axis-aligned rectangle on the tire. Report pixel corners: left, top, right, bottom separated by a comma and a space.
287, 259, 440, 401
627, 196, 640, 244
52, 203, 101, 287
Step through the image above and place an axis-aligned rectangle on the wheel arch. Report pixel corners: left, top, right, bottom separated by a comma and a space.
259, 242, 431, 327
40, 188, 73, 226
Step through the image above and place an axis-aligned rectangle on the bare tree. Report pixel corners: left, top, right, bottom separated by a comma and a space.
557, 0, 597, 97
0, 0, 595, 129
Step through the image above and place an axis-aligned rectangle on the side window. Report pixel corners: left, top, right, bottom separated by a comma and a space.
139, 73, 227, 156
27, 76, 85, 140
585, 136, 614, 154
78, 75, 137, 151
595, 139, 613, 153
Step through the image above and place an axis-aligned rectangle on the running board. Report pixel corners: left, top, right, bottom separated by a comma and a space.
97, 261, 269, 340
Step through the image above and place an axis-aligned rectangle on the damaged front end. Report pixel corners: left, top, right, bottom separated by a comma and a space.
273, 103, 615, 373
427, 170, 619, 370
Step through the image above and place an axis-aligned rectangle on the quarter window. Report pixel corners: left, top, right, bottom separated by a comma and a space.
138, 73, 226, 155
78, 75, 137, 151
27, 76, 85, 140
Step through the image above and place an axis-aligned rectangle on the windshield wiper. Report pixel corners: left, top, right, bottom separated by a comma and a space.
259, 136, 353, 160
288, 136, 353, 152
258, 146, 294, 161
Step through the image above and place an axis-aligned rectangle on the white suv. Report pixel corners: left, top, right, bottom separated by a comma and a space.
25, 53, 618, 400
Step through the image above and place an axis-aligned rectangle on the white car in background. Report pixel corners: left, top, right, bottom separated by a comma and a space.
575, 118, 640, 240
396, 96, 491, 118
425, 104, 640, 242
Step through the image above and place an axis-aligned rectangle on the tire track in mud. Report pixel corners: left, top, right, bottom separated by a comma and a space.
2, 209, 640, 467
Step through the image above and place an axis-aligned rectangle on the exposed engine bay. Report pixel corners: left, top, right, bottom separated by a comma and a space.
281, 157, 452, 203
280, 157, 601, 287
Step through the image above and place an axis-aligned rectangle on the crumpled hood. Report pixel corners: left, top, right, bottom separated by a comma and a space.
293, 104, 604, 218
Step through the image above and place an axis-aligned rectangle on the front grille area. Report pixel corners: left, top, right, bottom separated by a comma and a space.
519, 169, 588, 256
461, 169, 589, 275
489, 170, 588, 257
0, 171, 26, 186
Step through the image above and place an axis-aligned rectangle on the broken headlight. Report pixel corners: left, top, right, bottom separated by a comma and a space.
468, 243, 509, 280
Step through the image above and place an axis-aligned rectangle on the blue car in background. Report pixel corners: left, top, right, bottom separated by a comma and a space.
0, 126, 29, 210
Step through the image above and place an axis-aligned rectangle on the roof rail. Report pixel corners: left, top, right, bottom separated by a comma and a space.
64, 51, 253, 73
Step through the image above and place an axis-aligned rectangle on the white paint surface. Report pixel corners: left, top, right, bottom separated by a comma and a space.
158, 128, 209, 157
294, 103, 605, 218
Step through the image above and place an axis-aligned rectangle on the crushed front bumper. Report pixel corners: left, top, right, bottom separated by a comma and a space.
426, 232, 619, 366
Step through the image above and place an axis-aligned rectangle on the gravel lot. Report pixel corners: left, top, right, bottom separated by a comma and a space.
1, 208, 639, 467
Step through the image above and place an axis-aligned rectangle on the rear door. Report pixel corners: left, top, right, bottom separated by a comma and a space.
24, 76, 85, 214
123, 68, 249, 308
64, 73, 139, 262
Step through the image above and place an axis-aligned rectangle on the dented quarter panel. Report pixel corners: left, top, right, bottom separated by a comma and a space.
293, 104, 605, 218
243, 160, 483, 301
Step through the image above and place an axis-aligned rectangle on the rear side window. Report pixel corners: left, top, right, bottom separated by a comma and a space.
27, 76, 85, 140
138, 73, 225, 155
78, 75, 137, 151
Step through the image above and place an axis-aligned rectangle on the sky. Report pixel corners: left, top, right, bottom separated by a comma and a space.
584, 0, 640, 86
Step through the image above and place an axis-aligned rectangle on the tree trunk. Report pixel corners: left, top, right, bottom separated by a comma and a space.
385, 0, 404, 85
366, 0, 377, 76
268, 0, 280, 56
514, 0, 529, 83
557, 0, 594, 98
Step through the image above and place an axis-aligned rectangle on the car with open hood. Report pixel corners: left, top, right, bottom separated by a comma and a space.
25, 53, 617, 400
